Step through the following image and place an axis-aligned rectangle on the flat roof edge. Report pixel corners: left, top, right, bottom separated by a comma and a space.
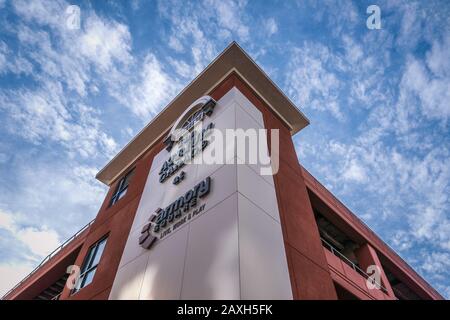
96, 42, 309, 185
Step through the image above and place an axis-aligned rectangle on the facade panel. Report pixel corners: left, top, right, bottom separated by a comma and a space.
2, 43, 443, 301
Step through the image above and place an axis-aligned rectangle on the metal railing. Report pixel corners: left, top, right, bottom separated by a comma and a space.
302, 167, 442, 298
51, 293, 62, 301
1, 218, 95, 300
321, 237, 388, 294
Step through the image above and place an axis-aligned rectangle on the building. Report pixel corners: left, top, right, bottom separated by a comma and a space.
2, 43, 443, 300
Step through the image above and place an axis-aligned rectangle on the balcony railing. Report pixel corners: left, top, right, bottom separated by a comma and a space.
321, 237, 388, 294
302, 167, 445, 298
1, 218, 95, 300
51, 293, 62, 300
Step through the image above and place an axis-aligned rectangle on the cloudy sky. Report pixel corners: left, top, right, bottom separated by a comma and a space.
0, 0, 449, 298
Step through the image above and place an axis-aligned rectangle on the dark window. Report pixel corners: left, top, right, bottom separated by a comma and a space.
335, 282, 359, 300
109, 168, 135, 206
73, 236, 108, 293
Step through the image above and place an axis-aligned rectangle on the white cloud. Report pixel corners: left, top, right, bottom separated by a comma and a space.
0, 209, 60, 258
342, 35, 363, 64
0, 262, 35, 298
131, 0, 141, 11
306, 0, 358, 38
0, 0, 448, 299
0, 0, 138, 164
168, 35, 184, 52
390, 231, 413, 251
342, 159, 367, 183
77, 16, 132, 72
6, 0, 178, 126
16, 227, 60, 257
169, 57, 195, 79
0, 41, 33, 76
264, 18, 278, 37
0, 82, 118, 159
0, 160, 106, 291
12, 0, 63, 27
0, 210, 14, 232
426, 36, 450, 78
13, 163, 106, 226
292, 27, 450, 281
157, 0, 251, 74
286, 43, 344, 121
12, 0, 133, 98
206, 0, 249, 41
395, 2, 423, 50
0, 5, 119, 299
401, 55, 450, 123
113, 53, 181, 119
295, 44, 450, 291
421, 252, 450, 275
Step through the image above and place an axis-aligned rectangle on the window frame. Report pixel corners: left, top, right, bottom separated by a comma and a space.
109, 168, 135, 207
72, 235, 108, 294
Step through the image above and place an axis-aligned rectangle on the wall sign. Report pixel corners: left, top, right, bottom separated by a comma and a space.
163, 96, 216, 152
139, 97, 217, 250
139, 177, 212, 250
158, 122, 214, 184
158, 96, 216, 184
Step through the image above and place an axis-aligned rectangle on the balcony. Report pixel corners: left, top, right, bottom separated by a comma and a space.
321, 237, 392, 300
2, 219, 94, 300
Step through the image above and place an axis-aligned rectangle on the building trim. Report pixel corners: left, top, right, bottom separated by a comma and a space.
96, 42, 309, 186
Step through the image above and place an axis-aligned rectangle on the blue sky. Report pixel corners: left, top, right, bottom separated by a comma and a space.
0, 0, 449, 298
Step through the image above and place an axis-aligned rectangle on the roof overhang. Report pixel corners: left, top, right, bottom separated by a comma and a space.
96, 42, 309, 185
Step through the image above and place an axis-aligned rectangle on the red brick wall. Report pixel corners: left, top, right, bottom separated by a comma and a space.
209, 73, 337, 299
7, 72, 441, 300
63, 71, 337, 300
4, 227, 88, 300
61, 140, 165, 300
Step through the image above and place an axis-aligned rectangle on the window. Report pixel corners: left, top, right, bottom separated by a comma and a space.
109, 168, 135, 206
73, 236, 108, 293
